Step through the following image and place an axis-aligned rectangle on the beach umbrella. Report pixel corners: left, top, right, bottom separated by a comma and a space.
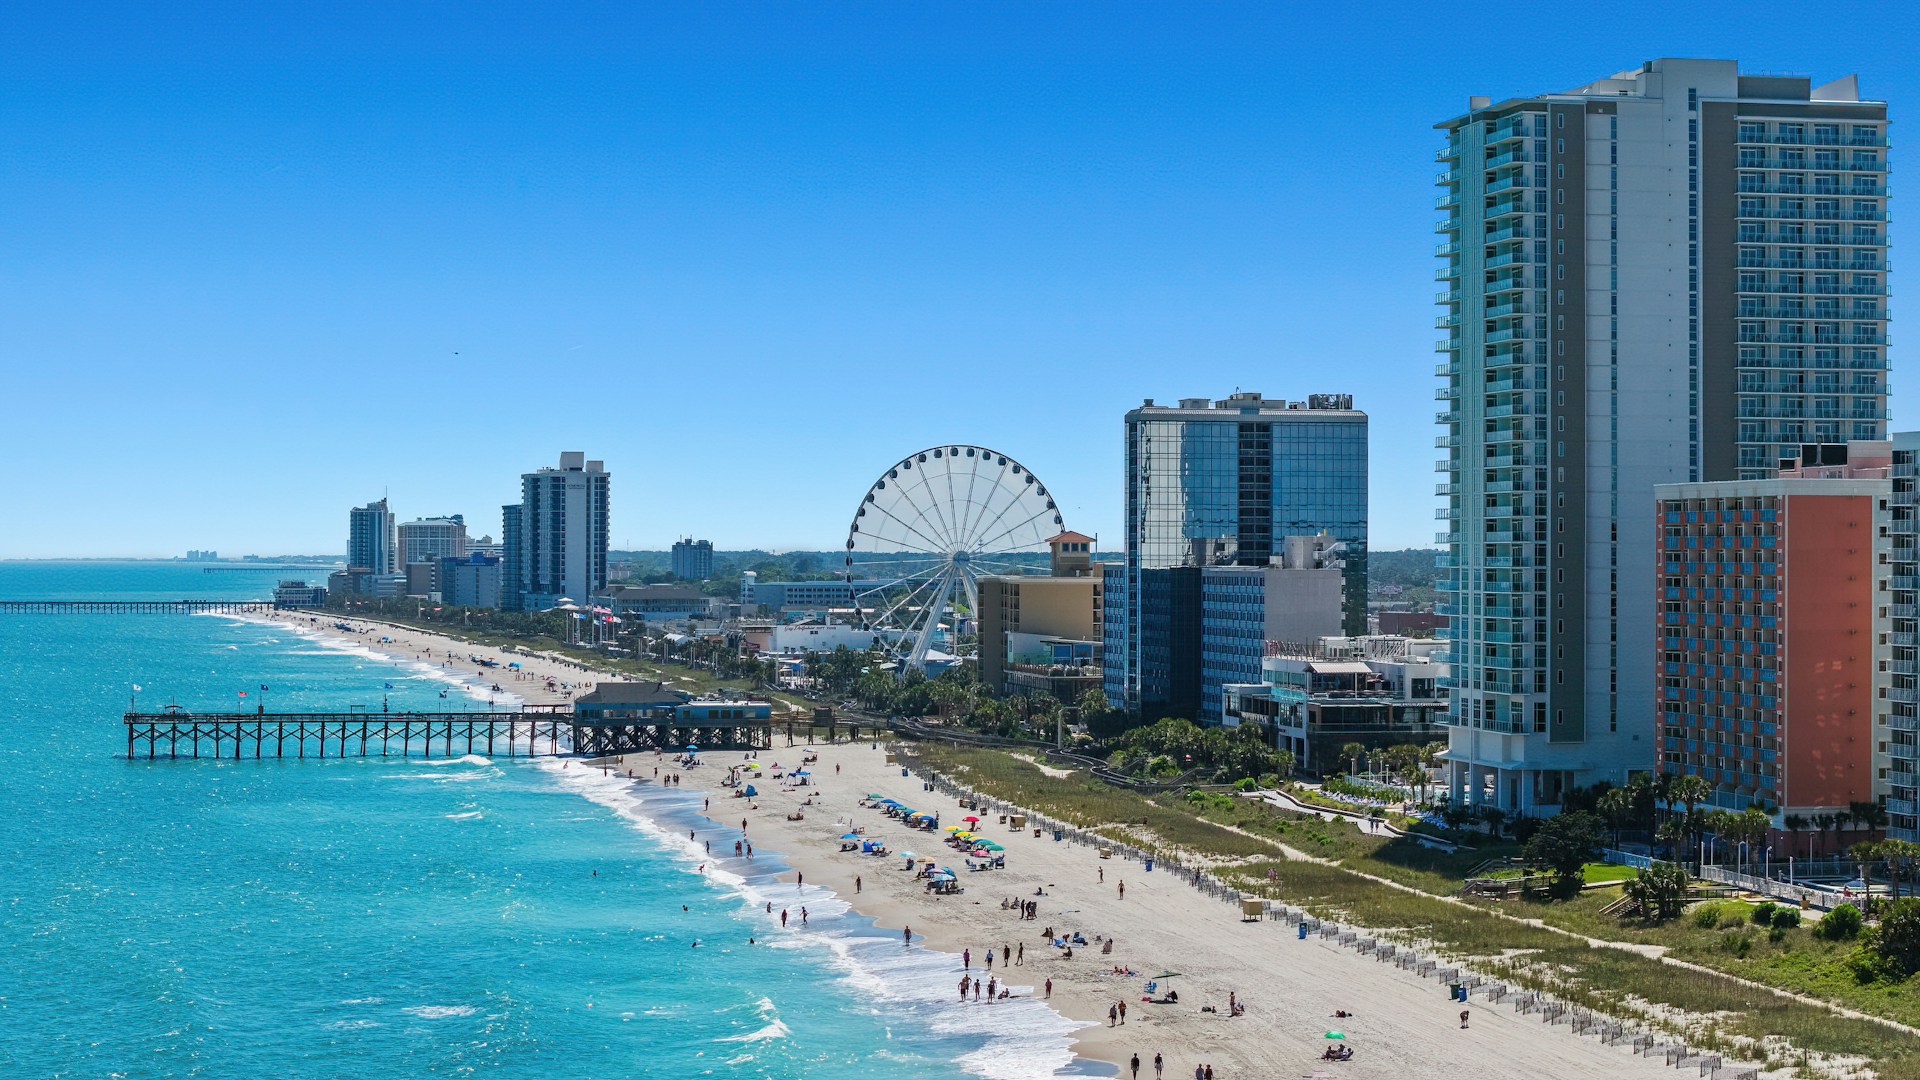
975, 841, 1004, 851
944, 825, 965, 833
1324, 1031, 1346, 1040
686, 745, 699, 752
963, 815, 981, 823
841, 832, 861, 839
866, 793, 886, 800
1151, 970, 1184, 980
793, 769, 810, 776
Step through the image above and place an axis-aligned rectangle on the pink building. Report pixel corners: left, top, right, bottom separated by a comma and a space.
1654, 441, 1890, 851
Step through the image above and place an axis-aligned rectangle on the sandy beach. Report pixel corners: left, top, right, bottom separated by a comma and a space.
264, 612, 1695, 1079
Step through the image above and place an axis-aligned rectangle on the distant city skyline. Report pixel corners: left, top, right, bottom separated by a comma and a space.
2, 4, 1914, 558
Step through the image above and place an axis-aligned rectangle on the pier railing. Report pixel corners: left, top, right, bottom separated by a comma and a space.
0, 600, 274, 614
124, 709, 773, 760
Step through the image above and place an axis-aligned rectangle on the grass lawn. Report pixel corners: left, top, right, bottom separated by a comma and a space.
1581, 862, 1637, 885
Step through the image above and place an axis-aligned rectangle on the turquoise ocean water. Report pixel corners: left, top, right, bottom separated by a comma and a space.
0, 562, 1086, 1079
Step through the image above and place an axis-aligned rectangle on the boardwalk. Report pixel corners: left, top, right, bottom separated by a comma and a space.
124, 708, 774, 760
0, 599, 274, 614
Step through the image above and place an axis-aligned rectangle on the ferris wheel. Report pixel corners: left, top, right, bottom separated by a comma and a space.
845, 445, 1066, 675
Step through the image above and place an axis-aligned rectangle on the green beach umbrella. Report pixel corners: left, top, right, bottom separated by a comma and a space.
1324, 1031, 1346, 1040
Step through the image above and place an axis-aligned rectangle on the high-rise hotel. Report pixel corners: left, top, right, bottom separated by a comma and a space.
1435, 59, 1888, 813
502, 452, 611, 612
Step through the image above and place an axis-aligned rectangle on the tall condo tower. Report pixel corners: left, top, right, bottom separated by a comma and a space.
502, 452, 610, 611
1115, 392, 1368, 717
347, 498, 396, 574
1436, 59, 1889, 813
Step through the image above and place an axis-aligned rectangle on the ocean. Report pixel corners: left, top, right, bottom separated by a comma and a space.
0, 562, 1086, 1079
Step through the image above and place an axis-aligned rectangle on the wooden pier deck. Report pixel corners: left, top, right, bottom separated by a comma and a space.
124, 707, 775, 760
1, 599, 275, 614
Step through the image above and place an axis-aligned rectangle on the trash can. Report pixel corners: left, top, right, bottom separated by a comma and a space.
1298, 924, 1308, 940
1053, 829, 1063, 842
1452, 985, 1467, 1001
901, 768, 909, 777
1144, 858, 1154, 872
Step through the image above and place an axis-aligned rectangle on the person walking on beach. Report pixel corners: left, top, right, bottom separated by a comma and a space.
1098, 866, 1104, 883
1118, 1000, 1127, 1024
1044, 977, 1052, 999
736, 840, 743, 856
972, 979, 981, 1001
780, 909, 788, 928
904, 926, 912, 947
963, 948, 971, 969
1118, 880, 1125, 900
1002, 944, 1010, 966
1108, 1004, 1118, 1027
1459, 1008, 1470, 1028
1016, 943, 1023, 966
986, 976, 995, 1000
1153, 1052, 1163, 1078
984, 950, 993, 972
959, 976, 969, 1002
1130, 1053, 1140, 1079
855, 875, 862, 894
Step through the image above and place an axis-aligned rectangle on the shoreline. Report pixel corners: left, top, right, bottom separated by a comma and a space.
258, 613, 1710, 1080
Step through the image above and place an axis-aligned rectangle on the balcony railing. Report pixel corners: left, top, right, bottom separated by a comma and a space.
1737, 207, 1887, 221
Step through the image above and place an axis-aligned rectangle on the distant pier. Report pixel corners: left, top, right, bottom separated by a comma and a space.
0, 600, 275, 614
124, 707, 774, 760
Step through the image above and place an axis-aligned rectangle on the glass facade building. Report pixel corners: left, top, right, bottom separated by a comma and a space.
1118, 392, 1368, 716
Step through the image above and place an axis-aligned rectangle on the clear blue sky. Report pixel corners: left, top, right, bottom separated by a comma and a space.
2, 1, 1912, 558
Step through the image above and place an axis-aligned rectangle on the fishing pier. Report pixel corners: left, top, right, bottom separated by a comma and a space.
125, 706, 774, 760
1, 599, 274, 614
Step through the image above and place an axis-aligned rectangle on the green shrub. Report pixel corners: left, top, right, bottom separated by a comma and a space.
1751, 902, 1777, 926
1771, 906, 1801, 930
1720, 928, 1754, 957
1693, 901, 1726, 928
1234, 777, 1258, 792
1819, 903, 1865, 941
1768, 925, 1787, 943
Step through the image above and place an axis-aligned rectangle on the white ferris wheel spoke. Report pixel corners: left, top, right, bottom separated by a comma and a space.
955, 451, 1012, 551
972, 505, 1057, 556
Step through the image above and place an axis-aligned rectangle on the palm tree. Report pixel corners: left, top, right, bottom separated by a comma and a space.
1597, 787, 1632, 847
1784, 813, 1810, 859
1815, 812, 1841, 856
1340, 741, 1366, 779
1666, 775, 1712, 863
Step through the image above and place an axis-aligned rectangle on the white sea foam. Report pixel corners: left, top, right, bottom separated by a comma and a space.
536, 761, 1091, 1080
444, 810, 484, 820
716, 997, 791, 1042
214, 613, 526, 707
403, 1004, 476, 1019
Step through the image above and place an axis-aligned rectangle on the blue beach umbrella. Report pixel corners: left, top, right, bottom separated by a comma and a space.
841, 832, 861, 839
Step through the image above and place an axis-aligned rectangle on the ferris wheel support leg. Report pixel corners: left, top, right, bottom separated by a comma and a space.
904, 570, 957, 679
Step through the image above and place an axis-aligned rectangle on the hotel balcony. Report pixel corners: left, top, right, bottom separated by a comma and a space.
1737, 207, 1887, 221
1736, 132, 1887, 147
1735, 156, 1884, 171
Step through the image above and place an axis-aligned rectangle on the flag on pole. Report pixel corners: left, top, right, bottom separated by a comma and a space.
131, 684, 142, 692
260, 684, 269, 691
238, 691, 248, 698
